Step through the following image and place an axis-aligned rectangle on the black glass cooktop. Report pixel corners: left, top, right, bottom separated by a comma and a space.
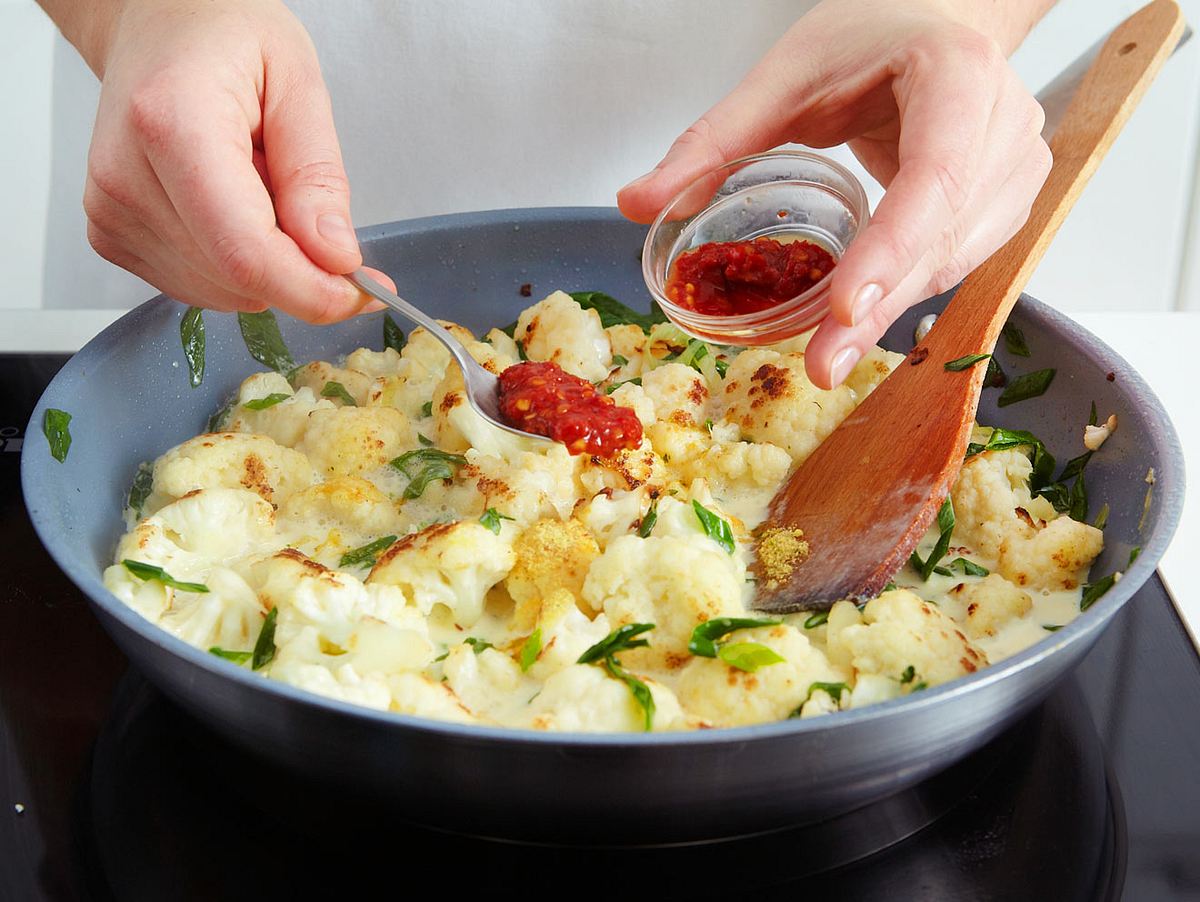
3, 353, 1200, 901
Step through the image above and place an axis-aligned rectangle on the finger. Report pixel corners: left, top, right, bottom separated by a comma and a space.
828, 35, 1002, 329
262, 44, 360, 274
136, 89, 366, 323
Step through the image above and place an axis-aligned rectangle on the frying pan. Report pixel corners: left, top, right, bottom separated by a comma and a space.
22, 208, 1184, 844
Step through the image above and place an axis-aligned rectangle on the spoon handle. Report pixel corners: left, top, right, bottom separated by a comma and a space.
924, 0, 1184, 362
345, 269, 482, 378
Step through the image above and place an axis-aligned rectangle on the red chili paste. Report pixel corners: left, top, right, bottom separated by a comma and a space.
498, 361, 642, 456
665, 236, 836, 316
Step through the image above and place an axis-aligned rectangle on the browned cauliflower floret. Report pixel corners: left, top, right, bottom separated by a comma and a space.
640, 363, 710, 426
147, 432, 313, 511
826, 590, 988, 688
296, 406, 411, 478
506, 518, 602, 627
514, 291, 611, 381
720, 348, 857, 463
290, 361, 373, 407
952, 573, 1034, 639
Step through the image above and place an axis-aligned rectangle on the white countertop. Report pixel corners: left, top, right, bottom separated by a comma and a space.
3, 307, 1195, 644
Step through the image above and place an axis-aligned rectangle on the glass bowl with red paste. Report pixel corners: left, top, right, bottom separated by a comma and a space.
642, 151, 869, 345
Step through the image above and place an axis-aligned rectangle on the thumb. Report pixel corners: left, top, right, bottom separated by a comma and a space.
263, 53, 361, 275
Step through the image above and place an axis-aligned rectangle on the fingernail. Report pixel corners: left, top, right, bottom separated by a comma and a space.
317, 213, 359, 253
358, 299, 387, 314
850, 282, 884, 325
618, 170, 656, 195
829, 346, 861, 387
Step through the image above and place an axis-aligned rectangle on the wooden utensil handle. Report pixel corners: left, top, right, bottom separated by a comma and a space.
926, 0, 1184, 358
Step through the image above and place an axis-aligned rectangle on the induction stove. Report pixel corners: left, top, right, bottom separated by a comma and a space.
3, 353, 1199, 901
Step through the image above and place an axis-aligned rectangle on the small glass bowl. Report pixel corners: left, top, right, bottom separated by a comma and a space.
642, 151, 870, 346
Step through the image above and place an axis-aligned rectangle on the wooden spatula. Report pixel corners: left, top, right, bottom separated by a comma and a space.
752, 0, 1185, 613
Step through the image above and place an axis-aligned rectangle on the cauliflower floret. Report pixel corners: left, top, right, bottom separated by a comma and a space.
527, 663, 685, 732
720, 348, 857, 463
842, 346, 904, 399
640, 363, 710, 426
362, 323, 474, 420
680, 439, 792, 491
387, 673, 477, 723
159, 567, 266, 650
147, 433, 313, 510
578, 446, 664, 494
296, 406, 411, 478
345, 346, 403, 379
289, 361, 374, 407
343, 614, 435, 674
506, 518, 602, 626
998, 516, 1104, 591
514, 291, 611, 381
482, 328, 521, 364
952, 573, 1033, 639
521, 588, 613, 681
826, 591, 988, 687
429, 363, 536, 460
270, 627, 393, 711
606, 324, 646, 379
367, 520, 515, 627
446, 446, 582, 527
675, 624, 849, 726
644, 419, 711, 474
151, 487, 276, 562
226, 375, 335, 449
607, 380, 656, 427
251, 549, 375, 647
582, 534, 745, 662
103, 562, 172, 622
276, 477, 402, 565
443, 644, 534, 723
951, 449, 1103, 589
573, 488, 650, 549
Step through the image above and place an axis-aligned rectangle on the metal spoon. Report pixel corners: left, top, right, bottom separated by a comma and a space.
345, 269, 551, 444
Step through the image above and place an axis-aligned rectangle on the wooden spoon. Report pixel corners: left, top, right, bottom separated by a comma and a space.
752, 0, 1185, 613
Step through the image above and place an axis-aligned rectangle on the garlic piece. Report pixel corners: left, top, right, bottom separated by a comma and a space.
1083, 414, 1118, 451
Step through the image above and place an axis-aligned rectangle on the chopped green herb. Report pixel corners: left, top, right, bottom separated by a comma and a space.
688, 617, 781, 658
1080, 573, 1117, 611
418, 433, 434, 447
692, 500, 735, 554
207, 397, 234, 432
320, 381, 357, 406
420, 401, 433, 418
464, 637, 494, 655
605, 377, 642, 395
604, 655, 655, 731
122, 559, 208, 593
900, 665, 916, 684
251, 607, 278, 671
1093, 503, 1110, 530
1089, 400, 1098, 427
803, 611, 829, 629
1043, 624, 1064, 632
611, 354, 629, 368
243, 393, 291, 411
677, 339, 715, 373
882, 581, 898, 593
1002, 322, 1031, 357
390, 449, 468, 500
911, 682, 929, 692
383, 313, 406, 353
718, 642, 786, 673
909, 498, 955, 581
983, 356, 1007, 389
569, 291, 668, 334
209, 647, 253, 665
948, 557, 989, 577
433, 649, 449, 663
516, 339, 529, 361
966, 427, 1056, 492
519, 628, 542, 672
181, 306, 205, 387
704, 418, 714, 434
339, 535, 397, 568
1128, 546, 1142, 567
578, 623, 655, 664
997, 368, 1056, 407
714, 358, 729, 378
237, 310, 295, 374
806, 681, 849, 704
479, 507, 514, 535
944, 353, 991, 371
128, 463, 153, 518
637, 501, 658, 538
42, 408, 72, 462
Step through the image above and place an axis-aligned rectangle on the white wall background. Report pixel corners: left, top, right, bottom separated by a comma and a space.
2, 0, 1198, 317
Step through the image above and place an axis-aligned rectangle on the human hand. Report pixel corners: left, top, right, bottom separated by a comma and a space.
618, 0, 1053, 389
80, 0, 390, 321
